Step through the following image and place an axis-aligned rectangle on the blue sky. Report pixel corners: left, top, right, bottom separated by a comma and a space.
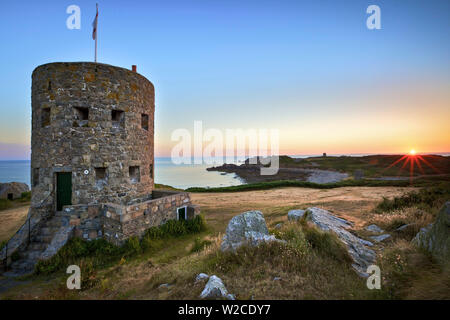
0, 0, 449, 159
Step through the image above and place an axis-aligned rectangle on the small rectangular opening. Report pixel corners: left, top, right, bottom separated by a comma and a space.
141, 114, 149, 131
129, 166, 140, 183
149, 163, 154, 179
7, 193, 13, 201
74, 106, 89, 120
33, 168, 39, 187
177, 207, 187, 221
112, 109, 124, 121
41, 108, 51, 127
95, 167, 106, 180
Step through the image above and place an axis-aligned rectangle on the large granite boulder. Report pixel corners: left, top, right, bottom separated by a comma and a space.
0, 182, 29, 200
221, 210, 282, 251
199, 275, 235, 300
303, 207, 376, 277
412, 202, 450, 262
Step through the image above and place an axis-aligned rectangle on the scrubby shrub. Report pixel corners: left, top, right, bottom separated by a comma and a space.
35, 238, 122, 275
143, 215, 207, 240
19, 191, 31, 202
190, 237, 212, 253
35, 215, 207, 275
301, 223, 352, 264
376, 184, 450, 213
124, 236, 142, 255
0, 199, 12, 211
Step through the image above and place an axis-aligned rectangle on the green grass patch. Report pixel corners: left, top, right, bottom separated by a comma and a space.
0, 191, 32, 211
185, 179, 421, 193
34, 215, 207, 281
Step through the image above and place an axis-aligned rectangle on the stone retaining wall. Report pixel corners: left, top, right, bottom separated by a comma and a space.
62, 191, 199, 245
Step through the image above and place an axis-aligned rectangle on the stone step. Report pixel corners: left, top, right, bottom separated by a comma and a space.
39, 226, 60, 236
24, 250, 43, 261
45, 219, 63, 228
28, 242, 47, 251
34, 235, 53, 243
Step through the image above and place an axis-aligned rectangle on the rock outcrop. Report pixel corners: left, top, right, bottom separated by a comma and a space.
0, 182, 29, 200
302, 207, 376, 277
412, 202, 450, 262
365, 224, 384, 233
199, 275, 235, 300
370, 234, 391, 242
195, 273, 209, 282
221, 211, 282, 251
288, 209, 305, 221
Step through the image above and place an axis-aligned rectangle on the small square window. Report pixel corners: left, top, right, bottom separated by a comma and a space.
141, 114, 149, 131
129, 166, 140, 183
74, 107, 89, 120
41, 108, 51, 127
33, 168, 39, 187
95, 167, 106, 180
149, 164, 154, 179
112, 110, 124, 121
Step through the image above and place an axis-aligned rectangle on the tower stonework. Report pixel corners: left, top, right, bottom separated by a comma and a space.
31, 62, 155, 207
0, 62, 198, 273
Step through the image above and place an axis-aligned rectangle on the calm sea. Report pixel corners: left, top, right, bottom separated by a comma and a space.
1, 153, 448, 189
0, 158, 244, 189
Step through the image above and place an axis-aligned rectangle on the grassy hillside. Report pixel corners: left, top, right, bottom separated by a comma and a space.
186, 177, 445, 193
279, 154, 450, 177
1, 185, 448, 300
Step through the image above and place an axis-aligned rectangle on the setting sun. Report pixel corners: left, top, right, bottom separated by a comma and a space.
409, 149, 416, 155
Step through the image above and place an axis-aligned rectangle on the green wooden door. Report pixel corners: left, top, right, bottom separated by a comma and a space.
56, 172, 72, 211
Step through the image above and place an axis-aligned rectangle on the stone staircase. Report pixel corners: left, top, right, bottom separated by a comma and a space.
4, 214, 66, 276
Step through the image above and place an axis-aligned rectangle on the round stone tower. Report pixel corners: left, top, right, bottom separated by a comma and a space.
31, 62, 155, 211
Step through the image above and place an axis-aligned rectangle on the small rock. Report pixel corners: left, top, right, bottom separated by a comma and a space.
370, 234, 391, 242
199, 275, 234, 300
158, 283, 172, 289
365, 224, 384, 233
395, 224, 412, 232
273, 277, 282, 281
195, 273, 209, 282
288, 209, 305, 221
358, 238, 374, 247
274, 223, 283, 229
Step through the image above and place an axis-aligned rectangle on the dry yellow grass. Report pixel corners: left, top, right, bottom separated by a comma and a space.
0, 205, 29, 242
4, 186, 442, 300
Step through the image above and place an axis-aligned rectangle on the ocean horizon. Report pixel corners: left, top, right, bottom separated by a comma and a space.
1, 153, 448, 189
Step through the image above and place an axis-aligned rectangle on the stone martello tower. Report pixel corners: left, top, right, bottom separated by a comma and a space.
31, 62, 155, 210
1, 62, 197, 274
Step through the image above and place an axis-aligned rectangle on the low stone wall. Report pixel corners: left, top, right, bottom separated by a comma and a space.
63, 204, 103, 240
103, 190, 198, 244
62, 190, 199, 245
